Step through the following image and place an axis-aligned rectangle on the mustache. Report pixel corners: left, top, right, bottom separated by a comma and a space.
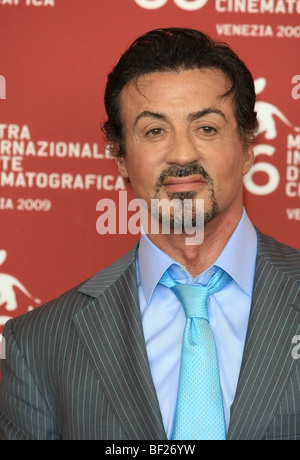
155, 163, 214, 190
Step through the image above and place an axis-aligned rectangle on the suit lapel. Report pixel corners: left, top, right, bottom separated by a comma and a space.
228, 233, 300, 440
73, 247, 167, 440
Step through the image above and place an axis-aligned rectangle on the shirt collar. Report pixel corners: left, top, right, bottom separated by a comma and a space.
212, 209, 257, 296
137, 231, 180, 304
137, 208, 257, 304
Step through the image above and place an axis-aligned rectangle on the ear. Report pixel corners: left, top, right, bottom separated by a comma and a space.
115, 156, 129, 179
242, 145, 254, 176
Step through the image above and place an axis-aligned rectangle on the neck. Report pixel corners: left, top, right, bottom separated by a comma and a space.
147, 207, 243, 277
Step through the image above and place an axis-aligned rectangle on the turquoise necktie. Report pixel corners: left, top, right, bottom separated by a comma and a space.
159, 268, 232, 440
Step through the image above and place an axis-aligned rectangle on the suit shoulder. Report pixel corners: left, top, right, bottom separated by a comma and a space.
4, 243, 139, 338
3, 282, 88, 340
256, 230, 300, 275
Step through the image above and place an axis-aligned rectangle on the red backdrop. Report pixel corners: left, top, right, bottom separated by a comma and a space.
0, 0, 299, 341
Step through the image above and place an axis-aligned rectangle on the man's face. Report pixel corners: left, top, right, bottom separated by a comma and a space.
116, 68, 253, 230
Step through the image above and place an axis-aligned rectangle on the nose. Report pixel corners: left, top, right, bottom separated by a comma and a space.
165, 131, 200, 166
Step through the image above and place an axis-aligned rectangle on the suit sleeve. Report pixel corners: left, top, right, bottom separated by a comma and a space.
0, 319, 60, 440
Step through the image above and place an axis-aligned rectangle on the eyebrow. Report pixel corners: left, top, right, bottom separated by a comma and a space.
134, 108, 227, 127
134, 111, 166, 127
187, 108, 227, 122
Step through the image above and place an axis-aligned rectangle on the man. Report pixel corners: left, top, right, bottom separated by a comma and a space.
0, 28, 299, 440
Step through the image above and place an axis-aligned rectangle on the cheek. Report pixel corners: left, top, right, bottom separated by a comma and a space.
124, 157, 158, 198
127, 157, 154, 180
124, 145, 162, 184
210, 150, 245, 193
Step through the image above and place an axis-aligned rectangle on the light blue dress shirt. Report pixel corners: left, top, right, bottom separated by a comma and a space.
136, 209, 257, 439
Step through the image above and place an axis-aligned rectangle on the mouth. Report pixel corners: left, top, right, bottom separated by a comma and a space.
162, 175, 206, 193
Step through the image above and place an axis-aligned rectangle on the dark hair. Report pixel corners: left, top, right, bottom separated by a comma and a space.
102, 27, 257, 156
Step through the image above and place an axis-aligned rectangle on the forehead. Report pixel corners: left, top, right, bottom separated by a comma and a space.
120, 68, 234, 122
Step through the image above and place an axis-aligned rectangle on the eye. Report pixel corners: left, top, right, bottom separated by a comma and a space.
146, 128, 164, 137
200, 126, 216, 135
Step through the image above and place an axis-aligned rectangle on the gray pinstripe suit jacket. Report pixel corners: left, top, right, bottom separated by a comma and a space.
0, 230, 299, 440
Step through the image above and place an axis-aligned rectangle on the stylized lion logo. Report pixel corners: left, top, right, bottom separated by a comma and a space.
255, 77, 300, 140
0, 250, 41, 313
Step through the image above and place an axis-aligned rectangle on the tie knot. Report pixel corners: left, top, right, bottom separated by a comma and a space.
159, 268, 232, 320
172, 283, 209, 319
